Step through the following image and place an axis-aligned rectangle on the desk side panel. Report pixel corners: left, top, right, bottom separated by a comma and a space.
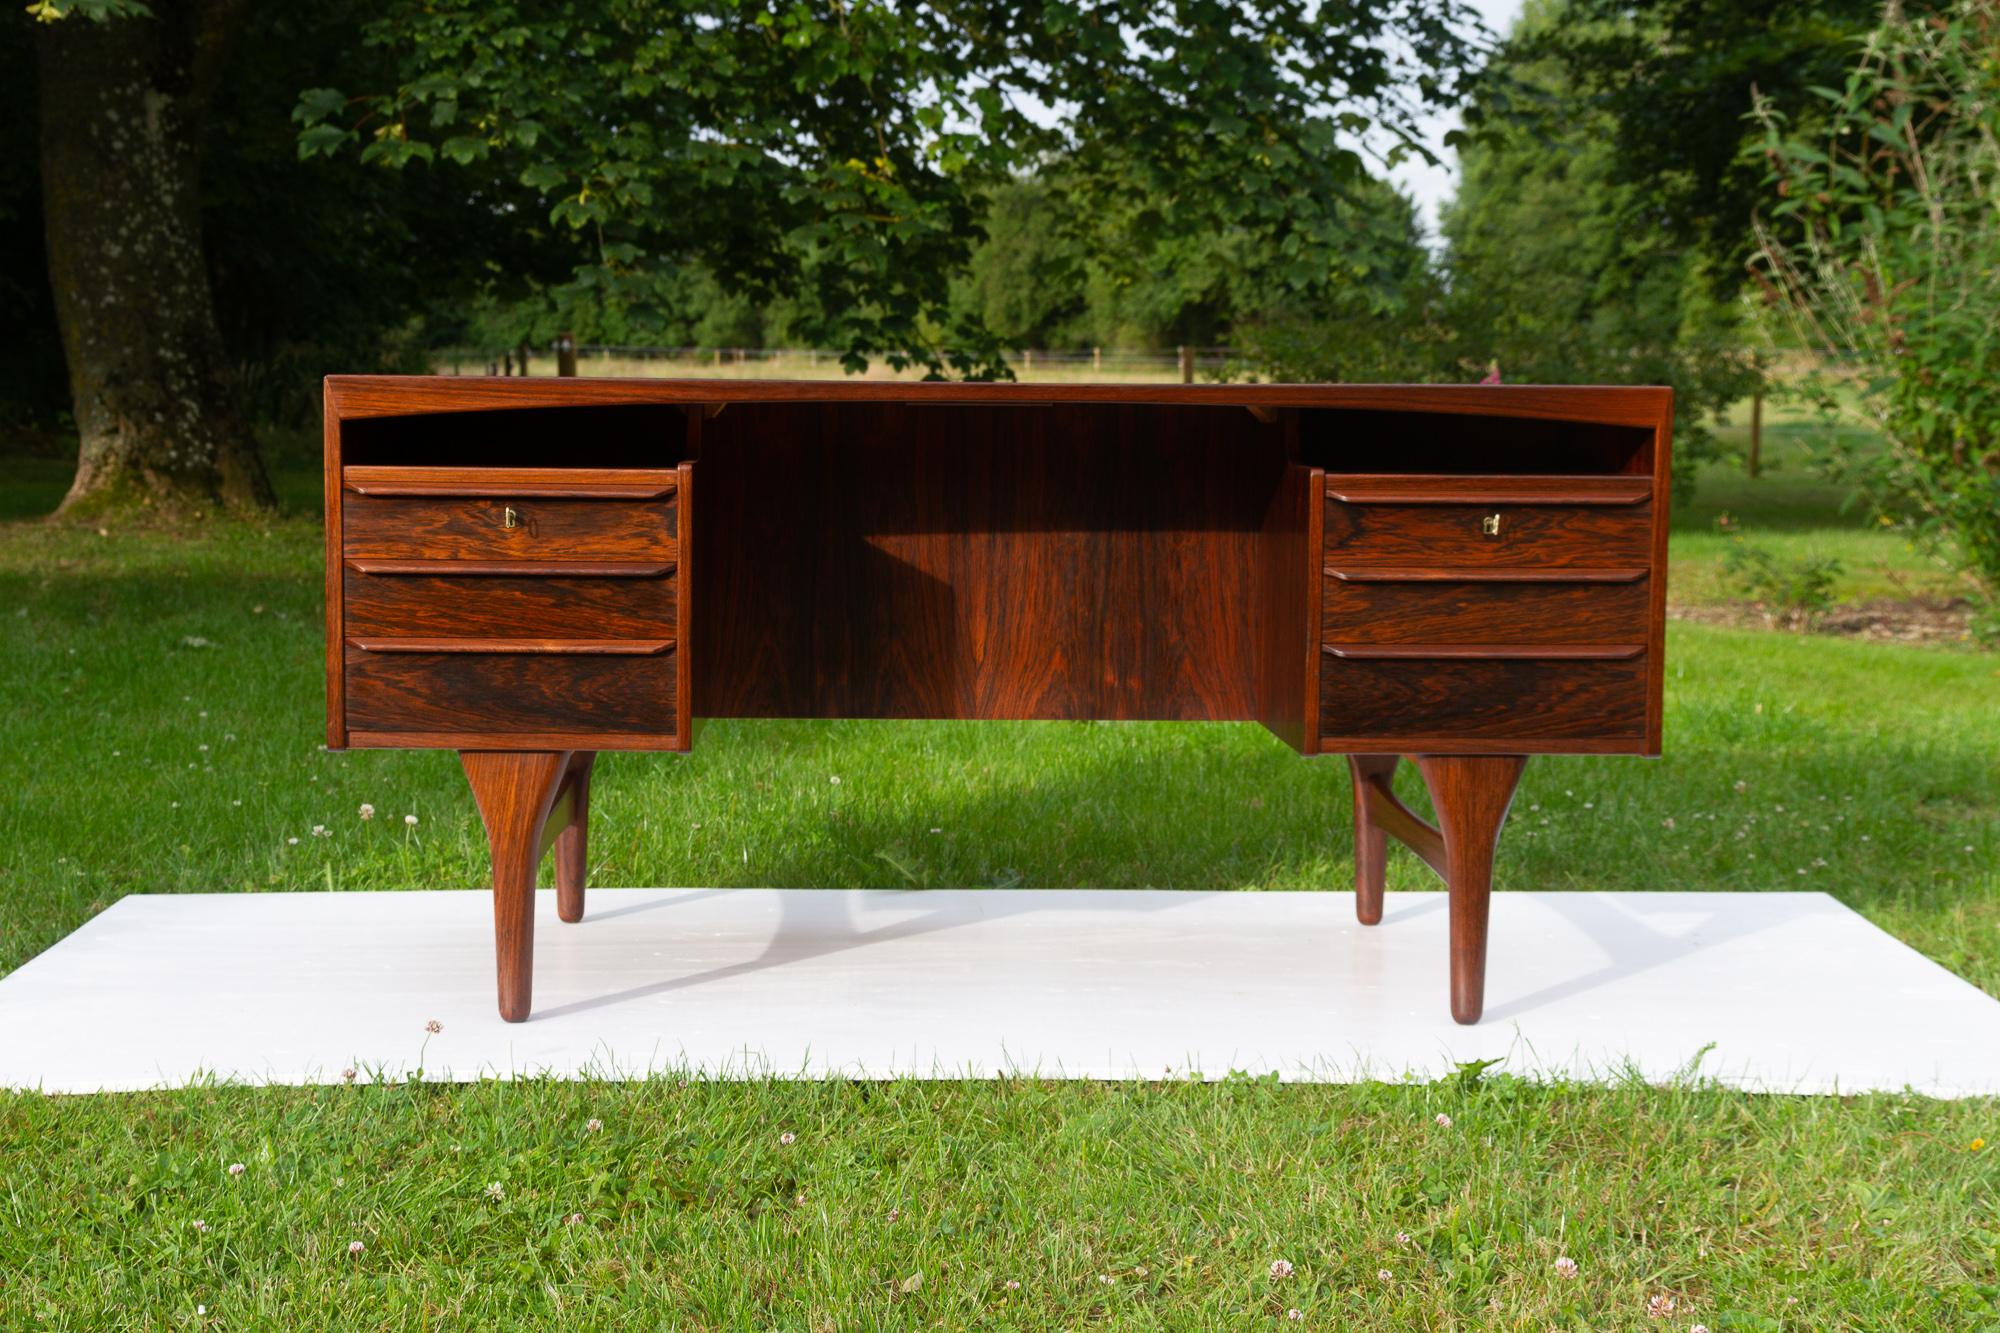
324, 384, 346, 748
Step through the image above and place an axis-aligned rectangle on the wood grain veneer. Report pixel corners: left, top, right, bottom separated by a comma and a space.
1323, 575, 1649, 646
345, 646, 678, 738
344, 493, 677, 562
1319, 654, 1649, 742
345, 569, 677, 640
1324, 495, 1653, 570
344, 465, 679, 499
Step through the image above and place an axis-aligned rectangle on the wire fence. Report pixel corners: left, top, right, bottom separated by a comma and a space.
438, 343, 1237, 383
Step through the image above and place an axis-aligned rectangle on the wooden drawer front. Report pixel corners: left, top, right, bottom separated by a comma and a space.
1323, 477, 1652, 571
1322, 574, 1648, 646
345, 646, 677, 738
1319, 654, 1647, 743
344, 493, 676, 562
346, 570, 676, 641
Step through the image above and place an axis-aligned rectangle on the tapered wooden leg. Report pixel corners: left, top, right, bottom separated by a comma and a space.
1413, 755, 1527, 1025
1348, 755, 1401, 926
554, 752, 596, 923
460, 750, 572, 1023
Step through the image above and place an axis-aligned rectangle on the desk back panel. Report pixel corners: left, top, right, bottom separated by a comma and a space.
693, 401, 1287, 722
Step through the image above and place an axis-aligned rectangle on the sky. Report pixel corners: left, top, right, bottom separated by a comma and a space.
1386, 0, 1526, 240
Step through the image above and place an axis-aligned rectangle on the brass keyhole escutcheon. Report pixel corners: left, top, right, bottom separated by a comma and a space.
503, 506, 520, 530
1482, 512, 1502, 536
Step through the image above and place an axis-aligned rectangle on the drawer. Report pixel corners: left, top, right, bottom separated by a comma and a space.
345, 644, 678, 740
1322, 571, 1648, 646
1319, 652, 1647, 744
1324, 475, 1651, 570
343, 492, 676, 563
345, 568, 677, 640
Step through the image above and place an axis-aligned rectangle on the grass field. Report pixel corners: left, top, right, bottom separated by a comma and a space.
1, 415, 1996, 1326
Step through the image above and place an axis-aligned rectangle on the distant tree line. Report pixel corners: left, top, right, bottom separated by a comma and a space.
3, 0, 1926, 515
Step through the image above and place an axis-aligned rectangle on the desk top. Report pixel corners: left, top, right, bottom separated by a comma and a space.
324, 376, 1673, 430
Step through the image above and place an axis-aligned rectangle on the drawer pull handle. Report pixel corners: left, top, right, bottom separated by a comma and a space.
503, 506, 520, 529
1482, 513, 1501, 536
350, 637, 673, 656
1324, 643, 1644, 661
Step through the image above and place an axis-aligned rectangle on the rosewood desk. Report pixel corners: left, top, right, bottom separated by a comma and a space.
322, 379, 1673, 1025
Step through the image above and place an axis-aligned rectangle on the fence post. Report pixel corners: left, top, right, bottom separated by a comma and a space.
1023, 348, 1033, 374
1178, 345, 1193, 384
503, 350, 513, 376
1092, 346, 1101, 372
1747, 391, 1764, 479
556, 331, 577, 378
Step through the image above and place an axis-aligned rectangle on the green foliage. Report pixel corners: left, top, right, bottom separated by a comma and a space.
24, 0, 150, 20
1721, 540, 1844, 628
1751, 0, 2000, 635
292, 1, 1485, 377
1442, 0, 1765, 489
1505, 0, 1918, 286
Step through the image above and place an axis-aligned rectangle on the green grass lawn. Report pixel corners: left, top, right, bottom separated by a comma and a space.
1, 445, 1996, 1326
1673, 396, 1968, 607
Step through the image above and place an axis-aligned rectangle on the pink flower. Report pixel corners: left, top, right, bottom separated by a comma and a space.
340, 1067, 357, 1084
1647, 1294, 1677, 1318
1554, 1256, 1579, 1279
779, 1131, 796, 1145
1395, 1231, 1412, 1246
227, 1162, 245, 1178
1376, 1268, 1393, 1283
1434, 1113, 1453, 1128
1480, 364, 1503, 385
348, 1240, 365, 1256
1005, 1280, 1022, 1291
1287, 1311, 1304, 1323
1269, 1259, 1295, 1279
565, 1212, 584, 1226
586, 1118, 603, 1133
424, 1019, 442, 1035
191, 1219, 209, 1233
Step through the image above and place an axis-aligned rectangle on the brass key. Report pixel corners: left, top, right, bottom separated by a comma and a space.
1482, 513, 1501, 536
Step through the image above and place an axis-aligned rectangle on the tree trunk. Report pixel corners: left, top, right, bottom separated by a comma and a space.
35, 1, 271, 516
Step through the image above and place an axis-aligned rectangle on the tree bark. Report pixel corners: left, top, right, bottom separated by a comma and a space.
35, 0, 272, 516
